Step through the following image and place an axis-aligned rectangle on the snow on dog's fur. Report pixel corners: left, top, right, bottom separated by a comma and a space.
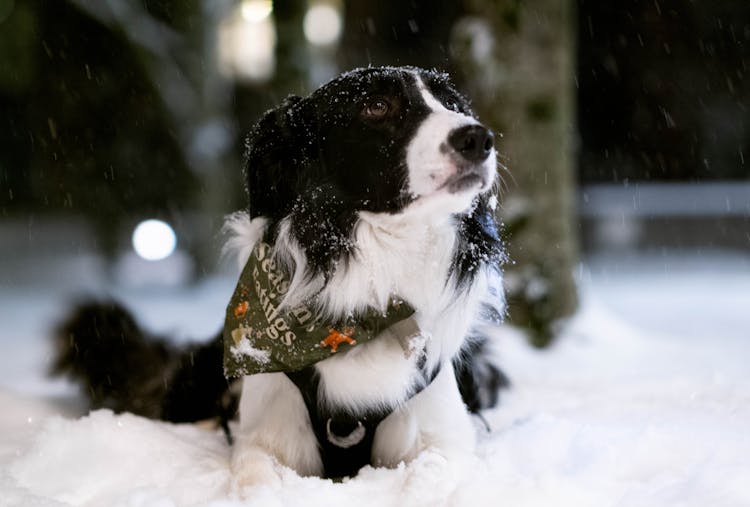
52, 66, 508, 487
226, 66, 507, 483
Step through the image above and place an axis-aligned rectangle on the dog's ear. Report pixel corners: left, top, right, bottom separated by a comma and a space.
244, 95, 312, 220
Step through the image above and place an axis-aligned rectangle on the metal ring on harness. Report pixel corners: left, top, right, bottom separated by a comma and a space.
326, 418, 366, 448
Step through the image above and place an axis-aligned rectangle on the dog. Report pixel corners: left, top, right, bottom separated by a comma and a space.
53, 66, 508, 484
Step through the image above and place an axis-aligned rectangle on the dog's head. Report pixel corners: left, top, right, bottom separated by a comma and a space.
245, 66, 497, 223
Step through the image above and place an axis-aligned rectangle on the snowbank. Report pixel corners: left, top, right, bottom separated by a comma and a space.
1, 255, 749, 506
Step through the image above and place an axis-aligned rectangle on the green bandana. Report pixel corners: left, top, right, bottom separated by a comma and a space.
223, 241, 417, 378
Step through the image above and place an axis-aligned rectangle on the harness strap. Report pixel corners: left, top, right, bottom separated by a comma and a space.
285, 359, 441, 479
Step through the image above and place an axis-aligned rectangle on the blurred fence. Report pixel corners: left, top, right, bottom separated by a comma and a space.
580, 181, 750, 252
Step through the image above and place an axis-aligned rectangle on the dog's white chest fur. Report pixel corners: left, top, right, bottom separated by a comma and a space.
324, 212, 459, 322
314, 211, 488, 410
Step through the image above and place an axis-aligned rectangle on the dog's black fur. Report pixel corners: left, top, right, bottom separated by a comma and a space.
52, 302, 236, 428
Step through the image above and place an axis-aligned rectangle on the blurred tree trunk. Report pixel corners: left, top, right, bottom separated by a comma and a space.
453, 0, 579, 347
66, 0, 240, 270
273, 0, 309, 95
340, 0, 461, 69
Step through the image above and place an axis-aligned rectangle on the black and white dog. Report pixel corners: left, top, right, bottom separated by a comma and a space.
53, 66, 507, 484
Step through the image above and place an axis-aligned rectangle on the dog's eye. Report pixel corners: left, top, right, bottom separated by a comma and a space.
445, 99, 459, 112
363, 99, 390, 118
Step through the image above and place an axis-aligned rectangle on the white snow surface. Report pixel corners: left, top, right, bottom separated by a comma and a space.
1, 252, 749, 506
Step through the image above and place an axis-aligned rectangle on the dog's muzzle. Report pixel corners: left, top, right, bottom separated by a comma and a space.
439, 124, 494, 194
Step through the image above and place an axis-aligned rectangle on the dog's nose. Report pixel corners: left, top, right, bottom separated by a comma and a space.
448, 125, 494, 163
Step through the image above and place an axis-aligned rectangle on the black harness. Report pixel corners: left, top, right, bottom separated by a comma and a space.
285, 358, 441, 479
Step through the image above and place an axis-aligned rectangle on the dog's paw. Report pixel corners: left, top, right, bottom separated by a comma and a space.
230, 446, 283, 495
404, 449, 453, 498
408, 449, 449, 477
400, 449, 468, 501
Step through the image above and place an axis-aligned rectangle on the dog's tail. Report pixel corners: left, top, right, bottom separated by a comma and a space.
51, 301, 236, 430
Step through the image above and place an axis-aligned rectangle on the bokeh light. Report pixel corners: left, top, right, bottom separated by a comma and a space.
132, 219, 177, 261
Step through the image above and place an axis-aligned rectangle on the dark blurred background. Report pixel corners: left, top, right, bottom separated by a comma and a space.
0, 0, 748, 347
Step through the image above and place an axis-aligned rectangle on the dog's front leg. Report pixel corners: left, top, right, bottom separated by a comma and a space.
373, 364, 477, 493
231, 373, 322, 491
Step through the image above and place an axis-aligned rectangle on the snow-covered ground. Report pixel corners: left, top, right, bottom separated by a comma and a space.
1, 250, 749, 506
